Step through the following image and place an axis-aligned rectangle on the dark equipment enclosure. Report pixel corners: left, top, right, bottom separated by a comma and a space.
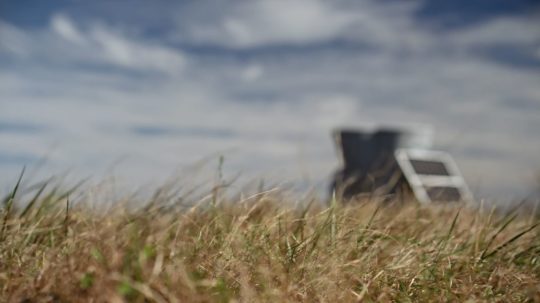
331, 127, 472, 204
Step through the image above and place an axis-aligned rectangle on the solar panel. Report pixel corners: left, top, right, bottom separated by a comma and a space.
395, 149, 472, 204
409, 159, 450, 176
425, 186, 462, 202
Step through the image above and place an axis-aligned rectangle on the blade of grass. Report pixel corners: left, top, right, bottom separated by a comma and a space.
428, 207, 461, 278
481, 222, 540, 260
64, 195, 70, 237
357, 203, 381, 247
437, 207, 461, 253
293, 198, 315, 240
0, 167, 25, 240
479, 213, 518, 260
30, 178, 87, 220
19, 180, 49, 218
32, 186, 59, 220
306, 203, 335, 257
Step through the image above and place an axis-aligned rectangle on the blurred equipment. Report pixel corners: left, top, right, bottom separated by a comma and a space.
331, 127, 472, 204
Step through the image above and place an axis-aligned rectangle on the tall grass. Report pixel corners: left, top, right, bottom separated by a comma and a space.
0, 177, 539, 302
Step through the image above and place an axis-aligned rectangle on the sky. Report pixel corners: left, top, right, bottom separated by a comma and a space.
1, 0, 539, 201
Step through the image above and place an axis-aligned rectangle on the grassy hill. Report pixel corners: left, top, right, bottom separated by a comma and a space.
1, 177, 539, 302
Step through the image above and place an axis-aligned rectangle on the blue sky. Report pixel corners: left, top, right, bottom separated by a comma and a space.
1, 0, 539, 200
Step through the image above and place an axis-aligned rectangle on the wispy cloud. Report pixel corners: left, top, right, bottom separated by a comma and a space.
1, 14, 186, 74
171, 0, 423, 50
0, 1, 539, 199
172, 0, 356, 48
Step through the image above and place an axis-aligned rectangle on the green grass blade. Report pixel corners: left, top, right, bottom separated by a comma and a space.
0, 167, 25, 240
481, 222, 540, 260
19, 180, 49, 218
480, 213, 518, 260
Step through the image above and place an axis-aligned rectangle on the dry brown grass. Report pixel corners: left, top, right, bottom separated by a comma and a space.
1, 178, 539, 302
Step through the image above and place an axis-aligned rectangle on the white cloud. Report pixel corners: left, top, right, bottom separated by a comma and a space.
172, 0, 445, 58
240, 64, 264, 82
88, 24, 185, 74
174, 0, 369, 48
0, 14, 186, 74
0, 21, 32, 57
447, 16, 540, 47
1, 2, 540, 199
51, 14, 86, 44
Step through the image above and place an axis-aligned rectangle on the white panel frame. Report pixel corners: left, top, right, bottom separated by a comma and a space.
395, 149, 473, 204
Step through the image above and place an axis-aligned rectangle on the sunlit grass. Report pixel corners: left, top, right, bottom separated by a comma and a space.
0, 174, 539, 302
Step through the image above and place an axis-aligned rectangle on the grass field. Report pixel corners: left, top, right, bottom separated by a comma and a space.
1, 174, 539, 302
